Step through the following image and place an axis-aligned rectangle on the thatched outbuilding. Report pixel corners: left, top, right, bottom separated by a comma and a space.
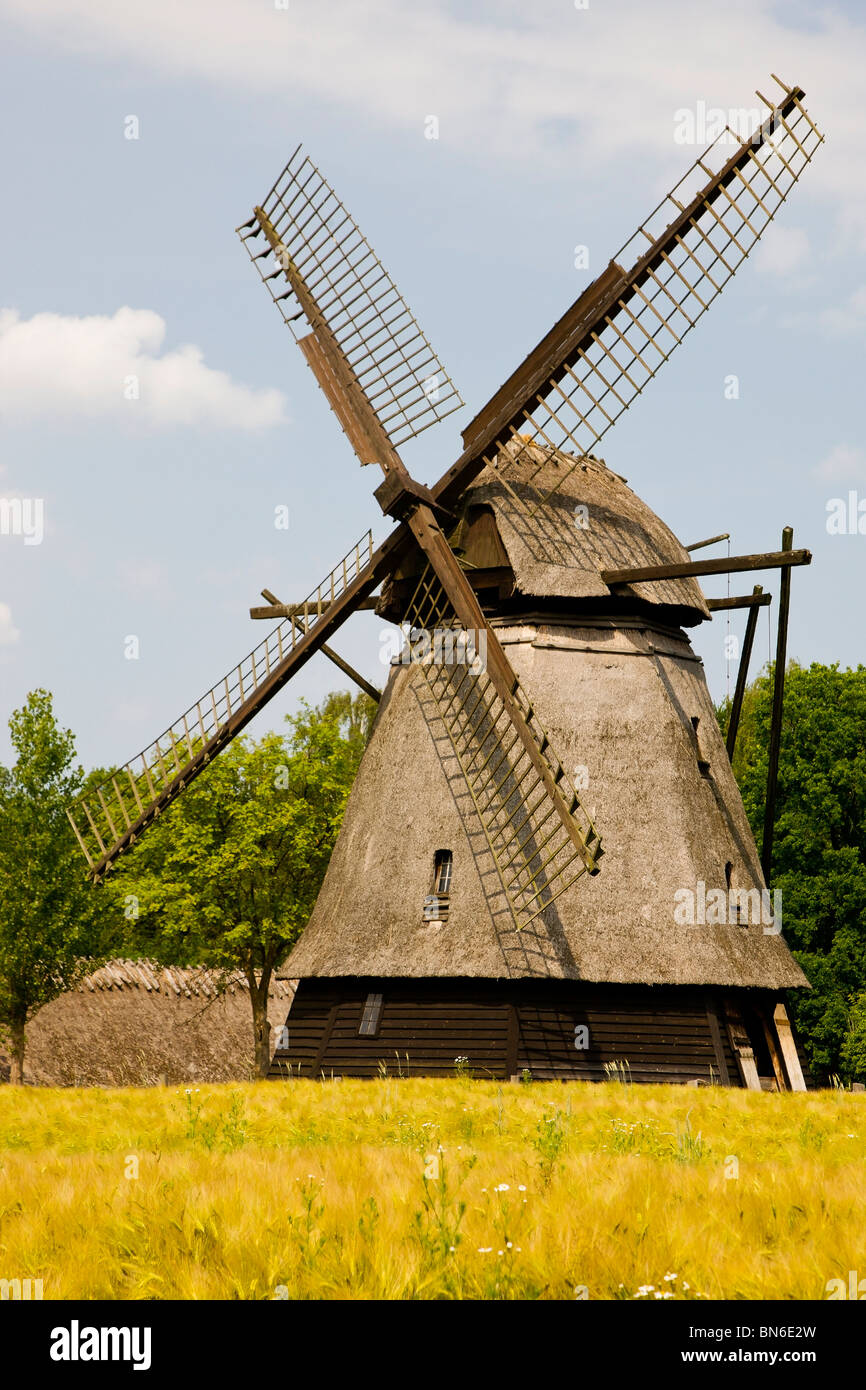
3, 960, 294, 1087
272, 446, 809, 1088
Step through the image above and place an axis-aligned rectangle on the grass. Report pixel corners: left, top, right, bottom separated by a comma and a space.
0, 1079, 863, 1299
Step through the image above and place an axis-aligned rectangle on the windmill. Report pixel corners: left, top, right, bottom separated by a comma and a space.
68, 77, 823, 1088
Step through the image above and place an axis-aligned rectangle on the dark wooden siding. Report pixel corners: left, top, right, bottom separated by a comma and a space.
271, 979, 509, 1079
268, 979, 792, 1086
514, 985, 735, 1084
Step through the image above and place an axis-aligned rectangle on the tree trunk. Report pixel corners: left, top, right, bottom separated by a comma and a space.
9, 1014, 26, 1086
247, 968, 273, 1080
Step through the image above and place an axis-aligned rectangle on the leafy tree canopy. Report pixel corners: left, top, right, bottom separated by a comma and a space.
0, 690, 107, 1082
111, 690, 375, 1074
717, 662, 866, 1081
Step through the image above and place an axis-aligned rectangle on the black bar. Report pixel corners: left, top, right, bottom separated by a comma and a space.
726, 586, 763, 763
762, 528, 794, 882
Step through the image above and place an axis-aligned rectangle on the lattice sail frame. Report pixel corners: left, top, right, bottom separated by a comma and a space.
237, 145, 463, 449
67, 532, 375, 877
477, 78, 823, 515
400, 566, 602, 930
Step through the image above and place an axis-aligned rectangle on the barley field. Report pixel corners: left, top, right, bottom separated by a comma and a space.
0, 1079, 862, 1300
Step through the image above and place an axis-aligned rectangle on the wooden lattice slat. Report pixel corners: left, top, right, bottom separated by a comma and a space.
399, 566, 601, 929
67, 531, 375, 877
460, 80, 823, 521
237, 147, 463, 448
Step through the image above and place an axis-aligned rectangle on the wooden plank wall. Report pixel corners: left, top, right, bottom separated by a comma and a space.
269, 979, 746, 1084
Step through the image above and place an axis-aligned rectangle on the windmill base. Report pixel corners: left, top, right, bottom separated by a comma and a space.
269, 978, 808, 1089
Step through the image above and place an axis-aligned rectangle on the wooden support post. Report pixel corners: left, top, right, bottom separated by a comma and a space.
773, 1002, 806, 1091
705, 1000, 731, 1086
258, 590, 381, 702
723, 1000, 762, 1091
762, 527, 793, 884
726, 585, 763, 763
736, 1045, 761, 1092
758, 1007, 787, 1092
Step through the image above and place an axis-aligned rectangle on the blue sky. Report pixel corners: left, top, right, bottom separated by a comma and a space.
0, 0, 864, 769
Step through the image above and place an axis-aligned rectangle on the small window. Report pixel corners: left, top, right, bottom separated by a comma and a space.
358, 992, 383, 1037
691, 717, 710, 776
424, 850, 453, 922
433, 850, 453, 895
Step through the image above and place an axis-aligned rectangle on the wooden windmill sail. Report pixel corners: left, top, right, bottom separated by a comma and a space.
68, 77, 823, 1087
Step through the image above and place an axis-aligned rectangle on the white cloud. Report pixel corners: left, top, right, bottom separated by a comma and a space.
815, 442, 866, 482
754, 225, 811, 277
0, 307, 287, 429
0, 602, 21, 646
1, 2, 864, 247
118, 559, 172, 599
112, 699, 156, 727
818, 285, 866, 338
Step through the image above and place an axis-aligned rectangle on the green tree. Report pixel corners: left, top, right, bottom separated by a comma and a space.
718, 662, 866, 1081
839, 992, 866, 1084
0, 690, 106, 1083
112, 691, 375, 1076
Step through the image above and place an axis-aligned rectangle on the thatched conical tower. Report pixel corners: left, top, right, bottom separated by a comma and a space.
274, 448, 809, 1088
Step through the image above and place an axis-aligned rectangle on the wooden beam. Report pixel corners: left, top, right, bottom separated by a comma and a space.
723, 1000, 762, 1091
707, 592, 772, 611
456, 92, 806, 470
601, 547, 810, 586
773, 1002, 807, 1091
705, 1000, 731, 1086
726, 586, 763, 763
298, 332, 382, 465
250, 594, 380, 619
762, 527, 794, 883
736, 1045, 762, 1091
758, 1006, 787, 1092
256, 589, 380, 702
686, 532, 730, 552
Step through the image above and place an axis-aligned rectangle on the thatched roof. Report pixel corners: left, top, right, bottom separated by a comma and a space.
2, 960, 295, 1087
381, 441, 710, 623
284, 618, 807, 991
